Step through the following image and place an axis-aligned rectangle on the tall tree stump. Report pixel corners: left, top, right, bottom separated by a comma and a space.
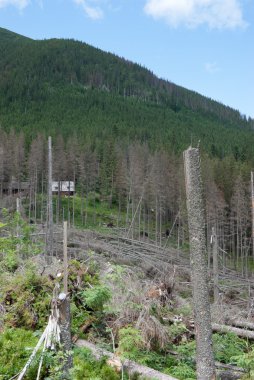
183, 147, 215, 380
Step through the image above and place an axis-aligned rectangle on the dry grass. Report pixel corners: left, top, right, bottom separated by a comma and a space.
102, 263, 176, 349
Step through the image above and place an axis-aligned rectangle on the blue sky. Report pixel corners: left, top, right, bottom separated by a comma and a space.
0, 0, 253, 118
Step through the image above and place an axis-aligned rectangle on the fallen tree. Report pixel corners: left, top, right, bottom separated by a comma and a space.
225, 318, 254, 331
212, 323, 254, 339
76, 339, 179, 380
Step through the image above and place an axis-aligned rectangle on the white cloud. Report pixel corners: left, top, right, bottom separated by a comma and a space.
144, 0, 247, 29
0, 0, 30, 9
73, 0, 104, 20
205, 62, 220, 74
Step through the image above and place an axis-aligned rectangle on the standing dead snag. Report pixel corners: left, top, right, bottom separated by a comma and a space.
211, 227, 219, 304
251, 171, 254, 259
183, 147, 216, 380
58, 221, 72, 375
46, 136, 53, 261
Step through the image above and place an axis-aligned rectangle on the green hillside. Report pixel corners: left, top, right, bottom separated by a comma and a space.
0, 27, 253, 160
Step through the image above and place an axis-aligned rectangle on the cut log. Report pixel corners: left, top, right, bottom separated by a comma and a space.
212, 323, 254, 339
76, 339, 178, 380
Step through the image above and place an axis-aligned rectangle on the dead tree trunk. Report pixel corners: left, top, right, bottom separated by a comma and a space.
212, 227, 219, 304
251, 171, 254, 259
58, 221, 72, 375
58, 296, 72, 373
46, 136, 53, 260
183, 147, 215, 380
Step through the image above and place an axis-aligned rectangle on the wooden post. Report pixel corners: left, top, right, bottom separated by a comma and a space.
58, 221, 72, 374
16, 197, 20, 214
212, 227, 219, 304
251, 171, 254, 259
183, 147, 215, 380
46, 136, 53, 260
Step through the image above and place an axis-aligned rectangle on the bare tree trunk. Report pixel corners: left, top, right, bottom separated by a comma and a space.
155, 196, 158, 246
81, 190, 84, 226
147, 207, 150, 239
138, 203, 141, 240
56, 179, 60, 224
58, 221, 72, 375
85, 189, 88, 226
159, 198, 162, 247
28, 181, 32, 222
34, 168, 37, 223
72, 176, 75, 227
251, 171, 254, 259
183, 147, 215, 380
46, 136, 53, 260
41, 172, 44, 224
126, 186, 131, 233
212, 227, 219, 304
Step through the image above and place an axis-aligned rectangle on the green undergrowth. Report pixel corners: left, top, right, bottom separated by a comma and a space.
28, 193, 125, 230
0, 328, 139, 380
26, 193, 175, 241
114, 326, 253, 380
0, 209, 41, 272
0, 328, 38, 379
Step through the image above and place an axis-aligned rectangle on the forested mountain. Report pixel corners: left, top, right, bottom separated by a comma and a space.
0, 27, 253, 160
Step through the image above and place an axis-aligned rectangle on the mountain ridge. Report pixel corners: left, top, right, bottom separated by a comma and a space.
0, 27, 253, 161
0, 27, 251, 123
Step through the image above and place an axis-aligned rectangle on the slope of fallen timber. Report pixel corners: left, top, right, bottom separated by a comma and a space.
63, 227, 254, 294
34, 224, 252, 338
13, 222, 254, 311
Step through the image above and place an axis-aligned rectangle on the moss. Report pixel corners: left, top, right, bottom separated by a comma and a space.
1, 270, 53, 329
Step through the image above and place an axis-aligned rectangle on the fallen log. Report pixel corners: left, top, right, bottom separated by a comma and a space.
215, 361, 245, 372
76, 339, 178, 380
217, 371, 244, 380
225, 318, 254, 331
212, 323, 254, 339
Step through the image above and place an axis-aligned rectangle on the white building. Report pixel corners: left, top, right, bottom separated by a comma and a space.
52, 181, 75, 195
